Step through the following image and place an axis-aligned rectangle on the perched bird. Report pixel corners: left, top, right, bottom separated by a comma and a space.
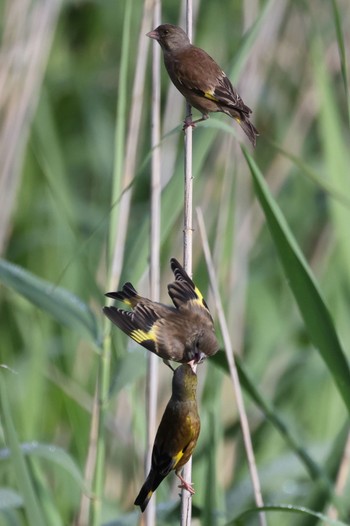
134, 363, 200, 512
147, 24, 258, 146
103, 258, 219, 364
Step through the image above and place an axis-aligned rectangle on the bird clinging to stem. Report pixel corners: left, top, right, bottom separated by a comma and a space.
103, 258, 219, 365
147, 23, 259, 147
134, 363, 201, 512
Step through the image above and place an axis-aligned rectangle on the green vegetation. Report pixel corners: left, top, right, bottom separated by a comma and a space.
1, 0, 349, 525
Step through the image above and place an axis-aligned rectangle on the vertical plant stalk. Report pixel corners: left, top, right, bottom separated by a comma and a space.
327, 430, 350, 520
196, 207, 267, 526
145, 1, 161, 525
110, 0, 155, 289
76, 386, 100, 526
81, 1, 155, 525
0, 0, 60, 254
182, 0, 193, 276
180, 2, 194, 526
0, 371, 46, 526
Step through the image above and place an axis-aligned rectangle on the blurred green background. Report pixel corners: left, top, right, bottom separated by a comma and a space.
1, 0, 350, 524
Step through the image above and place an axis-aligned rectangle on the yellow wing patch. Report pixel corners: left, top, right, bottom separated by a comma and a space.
188, 285, 207, 310
172, 449, 184, 469
131, 327, 157, 344
204, 90, 219, 102
146, 490, 153, 500
194, 285, 204, 303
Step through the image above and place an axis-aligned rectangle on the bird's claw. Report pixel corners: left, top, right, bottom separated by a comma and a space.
182, 115, 196, 131
177, 473, 195, 494
178, 481, 195, 495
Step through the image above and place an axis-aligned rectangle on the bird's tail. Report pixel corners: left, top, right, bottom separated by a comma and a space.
233, 113, 259, 147
105, 282, 140, 308
134, 470, 165, 513
168, 258, 210, 313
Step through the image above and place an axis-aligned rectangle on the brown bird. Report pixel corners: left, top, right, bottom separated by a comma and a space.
147, 23, 258, 147
134, 363, 200, 512
103, 258, 219, 364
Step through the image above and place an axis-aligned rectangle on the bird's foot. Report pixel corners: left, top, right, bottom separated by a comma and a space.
182, 114, 196, 131
177, 473, 195, 494
183, 113, 209, 131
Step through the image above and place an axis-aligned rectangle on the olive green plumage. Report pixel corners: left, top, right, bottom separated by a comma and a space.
147, 23, 258, 146
134, 364, 200, 512
103, 258, 219, 364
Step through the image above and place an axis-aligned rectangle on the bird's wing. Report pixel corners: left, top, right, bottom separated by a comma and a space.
211, 74, 252, 114
105, 282, 140, 308
152, 404, 199, 477
173, 47, 251, 115
168, 258, 212, 320
103, 304, 159, 354
151, 441, 180, 478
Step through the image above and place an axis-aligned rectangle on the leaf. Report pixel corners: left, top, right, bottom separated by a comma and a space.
211, 352, 332, 489
313, 37, 350, 281
0, 374, 46, 526
330, 0, 350, 122
243, 149, 350, 415
0, 442, 86, 492
226, 504, 349, 526
0, 258, 101, 345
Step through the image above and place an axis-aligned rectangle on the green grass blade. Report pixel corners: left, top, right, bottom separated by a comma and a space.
227, 504, 349, 526
313, 38, 350, 281
267, 140, 350, 210
297, 422, 349, 526
109, 0, 133, 257
211, 352, 331, 487
242, 149, 350, 415
1, 443, 86, 491
330, 0, 349, 122
230, 0, 276, 80
0, 258, 100, 345
0, 372, 46, 526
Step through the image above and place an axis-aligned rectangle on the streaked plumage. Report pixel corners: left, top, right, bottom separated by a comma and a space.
147, 23, 258, 146
134, 364, 200, 512
103, 258, 219, 364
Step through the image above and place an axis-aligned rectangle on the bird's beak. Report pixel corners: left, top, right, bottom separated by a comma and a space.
146, 30, 159, 40
187, 360, 197, 374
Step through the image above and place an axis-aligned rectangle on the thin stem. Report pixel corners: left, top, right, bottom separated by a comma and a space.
145, 0, 161, 524
183, 115, 193, 272
180, 2, 194, 525
87, 2, 155, 524
110, 0, 155, 289
0, 0, 60, 254
196, 207, 267, 526
327, 430, 350, 520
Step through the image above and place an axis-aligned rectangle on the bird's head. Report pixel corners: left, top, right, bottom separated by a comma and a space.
172, 363, 197, 401
147, 24, 190, 52
187, 330, 219, 365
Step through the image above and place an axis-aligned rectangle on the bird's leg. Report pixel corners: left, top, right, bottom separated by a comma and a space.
182, 113, 209, 131
176, 472, 195, 494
